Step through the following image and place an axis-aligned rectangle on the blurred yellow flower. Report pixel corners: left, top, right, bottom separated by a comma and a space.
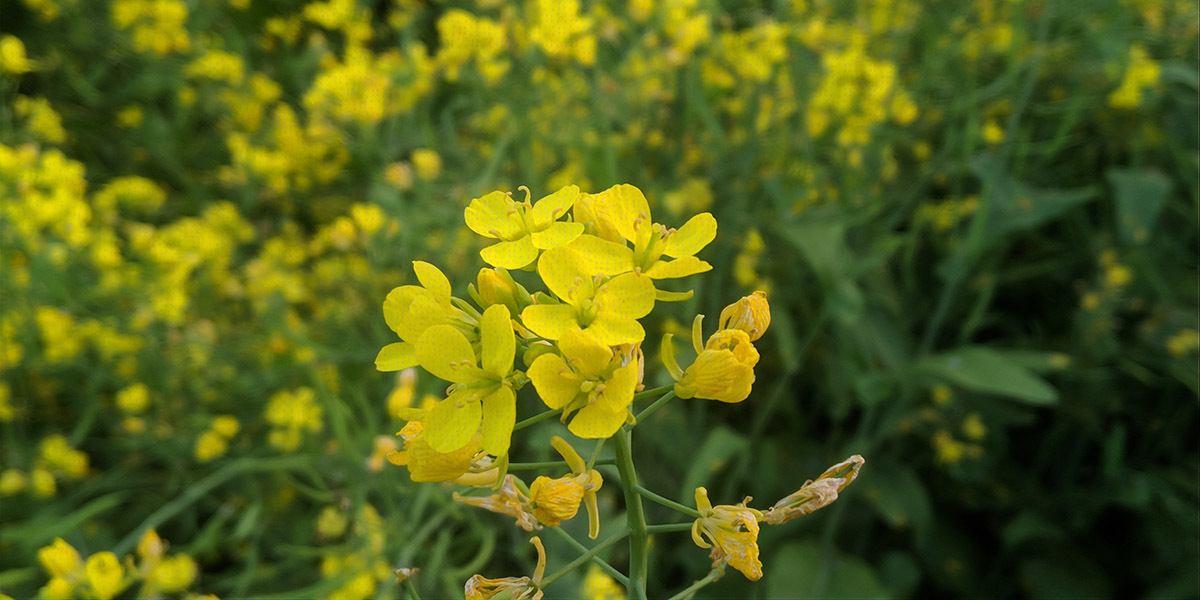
38, 538, 81, 578
0, 35, 33, 74
411, 148, 441, 180
85, 551, 125, 600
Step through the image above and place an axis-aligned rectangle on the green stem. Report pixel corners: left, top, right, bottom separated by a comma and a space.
635, 391, 676, 422
507, 459, 614, 471
539, 529, 629, 587
645, 523, 694, 534
633, 384, 674, 401
404, 578, 421, 600
614, 427, 650, 600
666, 567, 725, 600
547, 526, 630, 586
514, 407, 562, 430
635, 485, 700, 518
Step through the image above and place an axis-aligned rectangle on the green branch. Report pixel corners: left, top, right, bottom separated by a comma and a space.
546, 526, 629, 586
614, 427, 650, 600
634, 485, 700, 518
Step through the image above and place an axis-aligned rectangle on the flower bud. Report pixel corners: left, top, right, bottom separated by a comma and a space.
475, 268, 532, 314
718, 291, 770, 341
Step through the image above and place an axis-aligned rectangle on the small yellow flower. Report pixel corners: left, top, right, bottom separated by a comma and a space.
524, 248, 656, 345
581, 564, 625, 600
195, 430, 229, 462
212, 415, 240, 438
377, 261, 459, 372
454, 474, 540, 532
0, 468, 26, 495
41, 578, 75, 600
761, 455, 864, 525
138, 529, 165, 563
1, 35, 34, 74
31, 467, 57, 496
411, 148, 441, 180
38, 537, 81, 578
528, 437, 604, 537
669, 327, 759, 403
417, 304, 517, 455
146, 554, 198, 593
85, 551, 125, 600
527, 329, 639, 438
464, 536, 546, 600
718, 291, 771, 341
691, 487, 764, 581
464, 186, 584, 269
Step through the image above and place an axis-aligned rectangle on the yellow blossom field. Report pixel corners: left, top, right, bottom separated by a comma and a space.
1, 0, 1197, 599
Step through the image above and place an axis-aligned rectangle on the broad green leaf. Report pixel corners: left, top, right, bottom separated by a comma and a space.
678, 426, 748, 500
1107, 168, 1172, 244
920, 346, 1059, 405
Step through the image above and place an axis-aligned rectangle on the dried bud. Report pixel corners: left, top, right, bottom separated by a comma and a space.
762, 455, 864, 525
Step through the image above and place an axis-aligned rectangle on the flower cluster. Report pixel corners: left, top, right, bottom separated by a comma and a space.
35, 530, 209, 600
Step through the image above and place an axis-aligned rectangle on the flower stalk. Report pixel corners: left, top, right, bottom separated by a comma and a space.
613, 426, 650, 600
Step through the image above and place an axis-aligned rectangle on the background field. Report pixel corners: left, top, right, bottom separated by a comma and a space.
1, 0, 1198, 598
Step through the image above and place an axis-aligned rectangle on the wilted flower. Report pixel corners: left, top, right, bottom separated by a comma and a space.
717, 291, 771, 342
690, 487, 764, 581
529, 436, 604, 537
762, 455, 865, 524
454, 474, 540, 532
464, 536, 547, 600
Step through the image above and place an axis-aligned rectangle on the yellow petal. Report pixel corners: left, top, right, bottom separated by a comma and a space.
528, 353, 580, 409
480, 304, 514, 378
424, 390, 482, 453
594, 184, 651, 242
585, 315, 645, 346
644, 256, 713, 279
568, 404, 627, 438
520, 303, 578, 341
413, 260, 452, 299
597, 363, 638, 412
530, 184, 580, 228
595, 273, 656, 320
382, 285, 422, 336
465, 191, 522, 239
530, 220, 584, 249
538, 234, 633, 300
480, 386, 516, 456
664, 212, 717, 258
557, 328, 613, 377
375, 342, 417, 371
417, 325, 483, 384
480, 236, 539, 269
397, 292, 452, 343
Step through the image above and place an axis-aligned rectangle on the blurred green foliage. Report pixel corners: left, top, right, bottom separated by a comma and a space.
1, 0, 1197, 598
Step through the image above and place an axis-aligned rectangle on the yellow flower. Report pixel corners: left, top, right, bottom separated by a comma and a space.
464, 536, 546, 600
31, 467, 56, 496
417, 304, 517, 456
529, 436, 604, 537
527, 329, 638, 438
138, 529, 165, 563
581, 564, 625, 600
0, 468, 26, 495
195, 430, 229, 462
717, 291, 771, 342
38, 538, 81, 578
146, 554, 198, 593
465, 186, 584, 269
388, 419, 482, 483
85, 551, 125, 600
690, 487, 763, 581
761, 455, 864, 525
570, 184, 718, 281
377, 261, 460, 372
453, 474, 540, 532
524, 246, 656, 345
41, 578, 75, 600
212, 415, 240, 438
667, 325, 759, 403
0, 35, 33, 74
116, 383, 150, 413
411, 148, 441, 180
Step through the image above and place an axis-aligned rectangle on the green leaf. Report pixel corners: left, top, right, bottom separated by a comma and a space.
765, 541, 890, 599
969, 156, 1099, 251
920, 346, 1059, 405
1107, 168, 1172, 244
860, 466, 932, 537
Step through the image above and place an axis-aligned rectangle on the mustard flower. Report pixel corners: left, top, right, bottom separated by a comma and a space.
529, 436, 604, 538
453, 474, 540, 532
465, 185, 584, 269
464, 536, 547, 600
691, 487, 764, 581
85, 551, 125, 600
37, 538, 81, 578
762, 455, 865, 525
388, 418, 482, 483
570, 184, 718, 281
666, 325, 760, 403
377, 261, 461, 372
524, 244, 656, 345
527, 329, 638, 438
416, 304, 517, 455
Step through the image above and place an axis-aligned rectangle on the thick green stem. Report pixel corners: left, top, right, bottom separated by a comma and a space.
614, 427, 650, 600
